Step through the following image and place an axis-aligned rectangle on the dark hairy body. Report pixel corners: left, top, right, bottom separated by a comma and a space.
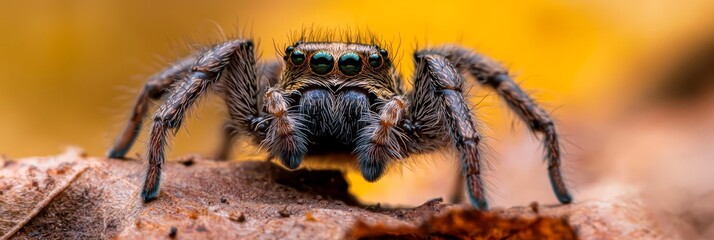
107, 33, 572, 210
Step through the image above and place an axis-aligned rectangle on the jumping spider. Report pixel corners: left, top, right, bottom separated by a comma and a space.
108, 33, 572, 210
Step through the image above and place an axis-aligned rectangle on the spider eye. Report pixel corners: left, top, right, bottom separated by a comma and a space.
338, 52, 362, 76
285, 46, 294, 55
379, 49, 388, 57
290, 50, 305, 65
368, 53, 383, 68
310, 51, 334, 75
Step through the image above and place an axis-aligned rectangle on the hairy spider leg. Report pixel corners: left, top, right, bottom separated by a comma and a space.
142, 39, 261, 202
417, 46, 573, 205
108, 53, 281, 161
355, 53, 490, 209
355, 96, 408, 182
411, 54, 489, 210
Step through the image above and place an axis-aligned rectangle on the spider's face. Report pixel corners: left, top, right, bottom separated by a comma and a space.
279, 42, 398, 98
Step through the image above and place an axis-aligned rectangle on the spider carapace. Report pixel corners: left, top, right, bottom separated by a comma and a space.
108, 34, 573, 210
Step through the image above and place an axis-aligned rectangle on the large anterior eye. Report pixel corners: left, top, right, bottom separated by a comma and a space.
338, 52, 362, 76
310, 51, 334, 75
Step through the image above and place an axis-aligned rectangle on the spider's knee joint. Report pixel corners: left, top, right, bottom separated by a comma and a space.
426, 68, 464, 92
187, 68, 219, 82
462, 136, 481, 144
144, 81, 166, 99
413, 52, 428, 63
532, 119, 555, 133
458, 136, 481, 148
218, 39, 254, 52
152, 113, 181, 129
482, 73, 509, 87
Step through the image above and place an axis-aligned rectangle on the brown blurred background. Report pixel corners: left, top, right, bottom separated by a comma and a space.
1, 1, 714, 234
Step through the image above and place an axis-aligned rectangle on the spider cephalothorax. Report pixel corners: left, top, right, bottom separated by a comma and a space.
108, 32, 573, 210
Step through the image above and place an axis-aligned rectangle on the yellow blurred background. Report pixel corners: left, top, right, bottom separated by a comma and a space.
2, 0, 714, 222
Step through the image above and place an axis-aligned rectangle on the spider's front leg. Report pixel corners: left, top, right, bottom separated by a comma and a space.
417, 46, 573, 204
355, 54, 488, 209
142, 40, 259, 202
410, 54, 489, 209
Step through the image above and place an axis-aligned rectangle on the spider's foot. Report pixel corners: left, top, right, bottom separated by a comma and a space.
279, 153, 303, 170
548, 171, 574, 204
358, 156, 386, 182
556, 192, 573, 204
468, 195, 489, 211
107, 148, 128, 159
140, 185, 160, 202
141, 173, 161, 202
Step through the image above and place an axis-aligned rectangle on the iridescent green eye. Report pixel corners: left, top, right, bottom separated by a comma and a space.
338, 52, 362, 76
368, 53, 382, 68
310, 51, 334, 74
290, 50, 305, 65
